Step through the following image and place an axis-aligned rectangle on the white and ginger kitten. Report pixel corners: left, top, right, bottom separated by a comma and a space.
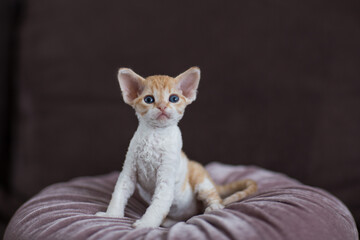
96, 67, 257, 228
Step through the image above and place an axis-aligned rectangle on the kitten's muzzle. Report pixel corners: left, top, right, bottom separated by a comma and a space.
156, 111, 170, 120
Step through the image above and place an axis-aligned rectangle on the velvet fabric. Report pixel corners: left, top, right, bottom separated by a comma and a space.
5, 163, 358, 240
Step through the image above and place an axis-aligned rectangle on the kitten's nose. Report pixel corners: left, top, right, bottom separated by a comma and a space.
157, 104, 167, 111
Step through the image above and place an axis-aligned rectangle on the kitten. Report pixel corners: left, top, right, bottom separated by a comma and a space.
96, 67, 257, 228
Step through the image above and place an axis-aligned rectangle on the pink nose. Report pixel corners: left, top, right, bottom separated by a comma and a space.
157, 105, 167, 111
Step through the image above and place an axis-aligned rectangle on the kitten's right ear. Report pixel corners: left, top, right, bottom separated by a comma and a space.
117, 68, 145, 105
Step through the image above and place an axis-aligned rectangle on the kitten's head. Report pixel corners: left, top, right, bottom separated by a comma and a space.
118, 67, 200, 128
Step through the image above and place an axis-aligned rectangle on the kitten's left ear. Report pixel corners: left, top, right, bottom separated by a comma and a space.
175, 67, 201, 103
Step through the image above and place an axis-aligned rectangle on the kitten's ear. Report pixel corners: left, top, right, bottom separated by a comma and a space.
117, 68, 145, 105
175, 67, 201, 103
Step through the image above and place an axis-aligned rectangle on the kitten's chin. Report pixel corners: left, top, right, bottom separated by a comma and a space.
151, 121, 176, 128
154, 117, 175, 128
136, 112, 182, 128
148, 117, 178, 128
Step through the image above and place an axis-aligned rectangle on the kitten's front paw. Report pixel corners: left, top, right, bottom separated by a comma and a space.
132, 219, 159, 229
205, 203, 224, 214
95, 211, 124, 218
95, 211, 107, 217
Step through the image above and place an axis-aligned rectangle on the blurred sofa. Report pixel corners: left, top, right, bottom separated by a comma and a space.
1, 0, 359, 237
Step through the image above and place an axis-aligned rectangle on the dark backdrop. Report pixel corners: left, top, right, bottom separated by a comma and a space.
1, 0, 359, 236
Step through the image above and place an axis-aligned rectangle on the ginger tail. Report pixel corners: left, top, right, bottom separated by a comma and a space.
216, 179, 257, 205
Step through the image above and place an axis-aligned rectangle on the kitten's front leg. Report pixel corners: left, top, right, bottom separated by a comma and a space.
133, 163, 175, 228
96, 156, 136, 218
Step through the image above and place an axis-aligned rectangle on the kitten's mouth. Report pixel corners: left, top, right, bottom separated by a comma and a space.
156, 112, 170, 120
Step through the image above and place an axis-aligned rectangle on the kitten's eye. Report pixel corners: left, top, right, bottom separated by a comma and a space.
144, 95, 155, 104
169, 94, 180, 103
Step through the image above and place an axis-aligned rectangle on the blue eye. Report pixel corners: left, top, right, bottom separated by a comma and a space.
169, 94, 179, 103
144, 95, 155, 104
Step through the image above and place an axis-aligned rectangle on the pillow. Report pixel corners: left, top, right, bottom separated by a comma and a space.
5, 163, 358, 240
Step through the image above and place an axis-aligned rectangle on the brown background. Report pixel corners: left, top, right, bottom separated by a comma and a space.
1, 0, 359, 236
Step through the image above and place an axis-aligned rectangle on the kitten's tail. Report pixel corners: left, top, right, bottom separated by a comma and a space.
216, 179, 257, 205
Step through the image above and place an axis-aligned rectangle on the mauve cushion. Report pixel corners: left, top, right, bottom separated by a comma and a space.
4, 163, 358, 240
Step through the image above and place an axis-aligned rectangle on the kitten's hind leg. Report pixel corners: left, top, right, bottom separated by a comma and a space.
195, 177, 224, 213
188, 161, 224, 213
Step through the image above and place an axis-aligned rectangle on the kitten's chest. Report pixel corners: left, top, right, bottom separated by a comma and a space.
133, 130, 170, 163
130, 126, 182, 188
134, 137, 162, 183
